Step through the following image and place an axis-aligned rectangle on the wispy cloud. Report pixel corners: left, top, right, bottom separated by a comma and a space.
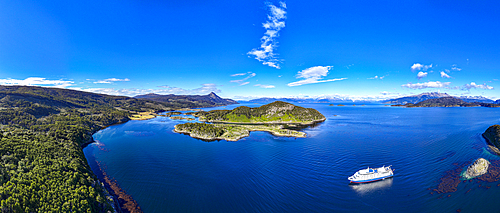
368, 75, 385, 80
440, 71, 451, 78
230, 73, 247, 77
288, 66, 346, 87
247, 1, 287, 69
411, 63, 432, 72
401, 81, 451, 89
254, 84, 275, 88
461, 82, 493, 90
417, 71, 428, 79
0, 77, 74, 88
82, 84, 221, 97
230, 72, 256, 86
451, 64, 461, 71
93, 78, 130, 84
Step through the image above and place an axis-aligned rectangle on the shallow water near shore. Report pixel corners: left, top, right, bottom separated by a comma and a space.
84, 104, 500, 212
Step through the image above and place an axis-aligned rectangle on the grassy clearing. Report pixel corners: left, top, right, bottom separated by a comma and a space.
129, 111, 157, 120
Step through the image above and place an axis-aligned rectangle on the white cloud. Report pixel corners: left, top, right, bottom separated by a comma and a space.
93, 78, 130, 84
247, 1, 287, 69
82, 84, 221, 97
417, 71, 428, 79
230, 72, 256, 86
368, 75, 385, 80
254, 84, 275, 88
287, 66, 347, 87
461, 82, 493, 90
0, 77, 74, 88
401, 81, 451, 89
411, 63, 432, 72
440, 71, 451, 78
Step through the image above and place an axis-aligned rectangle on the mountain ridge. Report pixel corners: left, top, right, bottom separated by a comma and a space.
383, 92, 495, 104
135, 92, 238, 108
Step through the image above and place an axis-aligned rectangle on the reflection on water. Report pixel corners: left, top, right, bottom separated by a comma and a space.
124, 131, 155, 137
349, 178, 393, 195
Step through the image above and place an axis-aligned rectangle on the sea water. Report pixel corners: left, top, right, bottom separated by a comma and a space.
84, 104, 500, 212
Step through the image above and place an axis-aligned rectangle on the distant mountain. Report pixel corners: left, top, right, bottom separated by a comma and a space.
135, 92, 238, 108
249, 97, 369, 104
408, 97, 479, 107
459, 96, 495, 103
393, 97, 500, 108
383, 92, 495, 104
383, 92, 451, 104
496, 99, 500, 104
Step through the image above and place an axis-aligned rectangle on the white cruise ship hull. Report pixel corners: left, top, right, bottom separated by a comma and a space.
348, 166, 394, 184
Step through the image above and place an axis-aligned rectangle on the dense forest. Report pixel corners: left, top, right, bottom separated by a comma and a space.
0, 86, 172, 212
193, 101, 325, 124
175, 123, 226, 138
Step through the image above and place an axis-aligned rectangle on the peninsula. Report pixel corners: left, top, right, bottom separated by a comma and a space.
174, 101, 325, 141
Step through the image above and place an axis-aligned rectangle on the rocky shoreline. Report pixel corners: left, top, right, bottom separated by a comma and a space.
174, 124, 307, 141
82, 118, 143, 213
199, 117, 327, 125
483, 125, 500, 155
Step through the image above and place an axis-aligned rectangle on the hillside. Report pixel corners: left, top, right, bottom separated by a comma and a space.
0, 86, 169, 212
135, 92, 238, 108
194, 101, 326, 125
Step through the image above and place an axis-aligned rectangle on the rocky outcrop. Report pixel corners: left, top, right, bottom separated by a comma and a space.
463, 158, 490, 179
483, 125, 500, 154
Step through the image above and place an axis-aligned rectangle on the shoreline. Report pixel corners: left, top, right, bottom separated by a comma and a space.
482, 133, 500, 155
82, 118, 143, 213
200, 117, 326, 126
174, 124, 308, 142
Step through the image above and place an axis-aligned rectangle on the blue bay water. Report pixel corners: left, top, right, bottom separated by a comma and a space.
84, 104, 500, 212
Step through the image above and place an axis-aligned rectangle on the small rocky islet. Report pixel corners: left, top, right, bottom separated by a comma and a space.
433, 125, 500, 194
462, 158, 490, 179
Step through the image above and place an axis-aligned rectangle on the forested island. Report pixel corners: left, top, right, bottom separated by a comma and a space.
392, 97, 500, 108
174, 101, 325, 141
0, 85, 236, 212
192, 101, 325, 125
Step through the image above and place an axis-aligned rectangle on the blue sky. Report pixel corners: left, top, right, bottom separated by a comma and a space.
1, 0, 499, 100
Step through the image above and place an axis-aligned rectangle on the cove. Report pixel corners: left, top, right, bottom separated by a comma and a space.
84, 103, 500, 212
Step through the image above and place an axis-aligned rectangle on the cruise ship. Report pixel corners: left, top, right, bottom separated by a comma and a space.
348, 166, 394, 184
